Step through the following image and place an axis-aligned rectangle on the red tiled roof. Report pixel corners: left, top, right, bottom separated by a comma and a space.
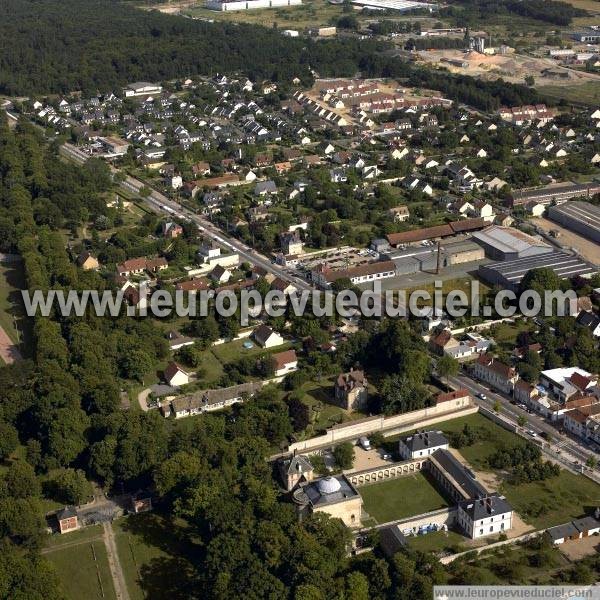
436, 389, 469, 404
272, 349, 297, 370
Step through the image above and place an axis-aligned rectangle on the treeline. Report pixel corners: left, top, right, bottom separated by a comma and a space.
506, 0, 586, 26
444, 0, 586, 26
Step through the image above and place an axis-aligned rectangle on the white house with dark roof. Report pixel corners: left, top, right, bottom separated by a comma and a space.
399, 430, 449, 460
253, 324, 284, 349
458, 494, 513, 539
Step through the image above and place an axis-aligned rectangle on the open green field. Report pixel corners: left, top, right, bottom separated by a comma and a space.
502, 470, 600, 529
182, 0, 344, 29
488, 319, 534, 352
113, 513, 201, 600
539, 80, 600, 106
360, 472, 450, 525
46, 537, 116, 600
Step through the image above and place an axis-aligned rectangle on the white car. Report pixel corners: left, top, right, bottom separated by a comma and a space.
477, 392, 487, 401
358, 437, 371, 451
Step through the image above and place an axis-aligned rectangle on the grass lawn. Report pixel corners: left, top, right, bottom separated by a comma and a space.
435, 412, 522, 470
360, 472, 450, 525
488, 319, 535, 352
501, 470, 600, 529
44, 524, 104, 549
297, 378, 368, 434
210, 337, 292, 365
539, 81, 600, 106
408, 528, 468, 554
113, 513, 201, 600
197, 349, 225, 385
46, 538, 116, 600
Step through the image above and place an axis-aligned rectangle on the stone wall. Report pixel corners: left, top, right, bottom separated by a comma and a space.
286, 403, 477, 455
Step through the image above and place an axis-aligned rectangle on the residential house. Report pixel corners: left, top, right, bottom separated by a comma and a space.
388, 205, 410, 223
253, 324, 285, 349
473, 353, 518, 394
280, 231, 303, 256
333, 369, 368, 411
210, 265, 232, 284
162, 222, 183, 239
254, 180, 278, 197
272, 349, 298, 377
56, 507, 79, 534
76, 251, 99, 271
576, 311, 600, 338
164, 362, 190, 387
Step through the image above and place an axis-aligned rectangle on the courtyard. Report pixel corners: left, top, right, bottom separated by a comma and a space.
360, 471, 450, 525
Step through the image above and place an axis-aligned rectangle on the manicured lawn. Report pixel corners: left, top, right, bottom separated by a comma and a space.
360, 472, 450, 525
113, 513, 201, 600
435, 412, 523, 470
46, 538, 116, 600
408, 529, 468, 554
501, 470, 600, 529
210, 338, 292, 365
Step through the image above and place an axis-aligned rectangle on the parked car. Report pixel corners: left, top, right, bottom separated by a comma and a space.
358, 436, 371, 451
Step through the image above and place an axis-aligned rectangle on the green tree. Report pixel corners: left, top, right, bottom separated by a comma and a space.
437, 354, 459, 385
45, 468, 93, 505
333, 442, 354, 470
0, 423, 19, 461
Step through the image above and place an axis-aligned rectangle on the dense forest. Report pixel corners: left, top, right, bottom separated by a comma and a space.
0, 0, 543, 112
442, 0, 586, 26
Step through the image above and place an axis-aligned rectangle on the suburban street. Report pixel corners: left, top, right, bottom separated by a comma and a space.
448, 372, 600, 481
60, 142, 313, 292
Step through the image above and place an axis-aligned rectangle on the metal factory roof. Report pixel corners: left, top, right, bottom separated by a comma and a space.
473, 226, 550, 255
478, 251, 597, 288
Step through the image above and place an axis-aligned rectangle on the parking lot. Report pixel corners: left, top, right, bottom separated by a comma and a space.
348, 445, 395, 473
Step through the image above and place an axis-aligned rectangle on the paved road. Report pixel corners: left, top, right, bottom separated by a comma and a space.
103, 521, 130, 600
61, 143, 312, 292
448, 372, 600, 481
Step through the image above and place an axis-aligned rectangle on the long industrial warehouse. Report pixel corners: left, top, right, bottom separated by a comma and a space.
547, 200, 600, 244
478, 251, 597, 290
